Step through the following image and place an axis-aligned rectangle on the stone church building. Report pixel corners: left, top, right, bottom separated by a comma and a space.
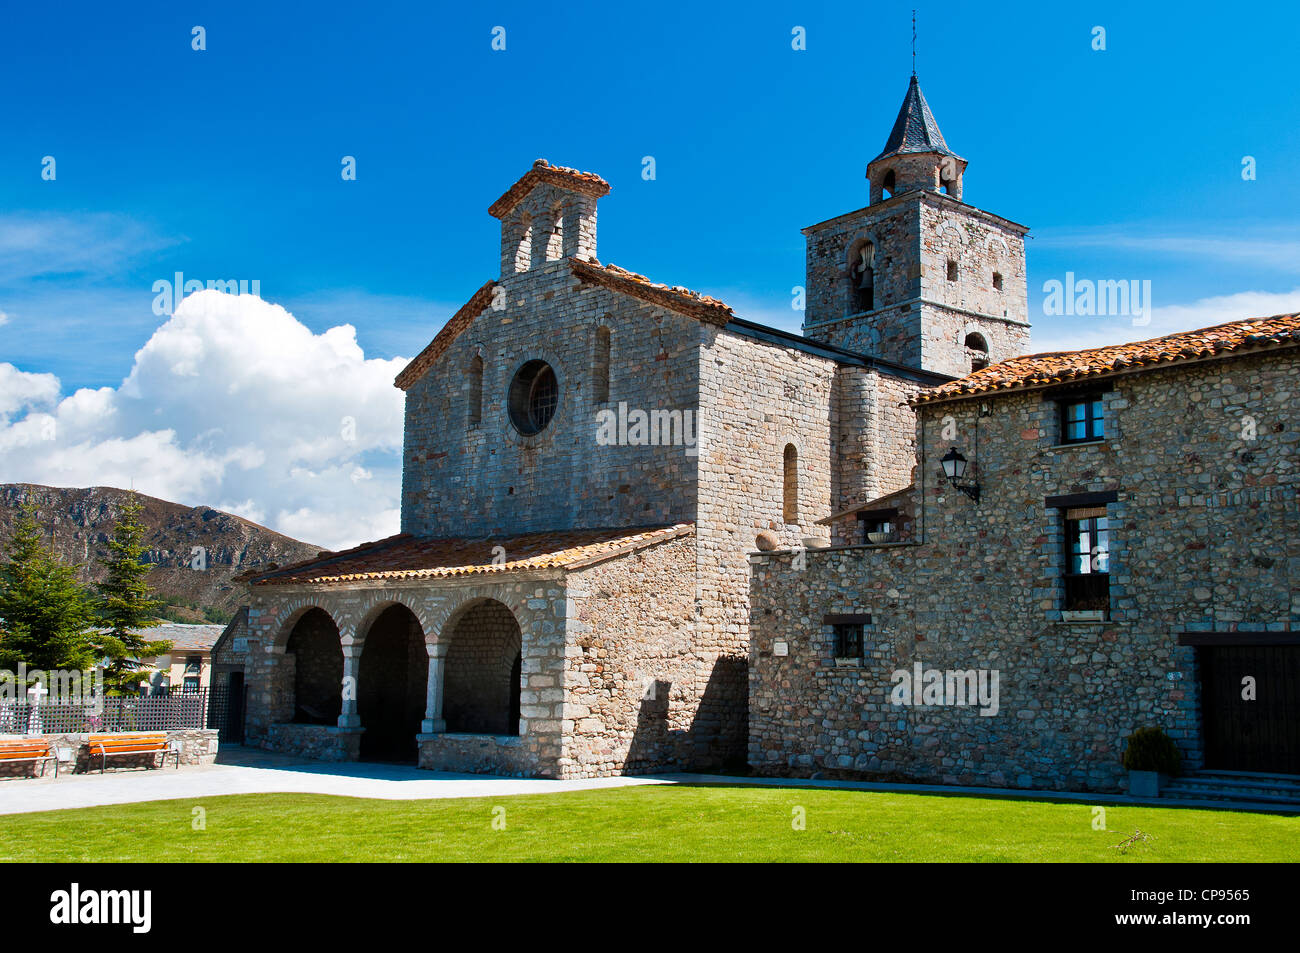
242, 76, 1299, 791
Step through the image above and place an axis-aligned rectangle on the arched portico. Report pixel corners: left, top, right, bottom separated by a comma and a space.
440, 598, 523, 736
357, 603, 429, 762
283, 607, 343, 725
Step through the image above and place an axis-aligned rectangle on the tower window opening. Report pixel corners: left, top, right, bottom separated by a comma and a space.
993, 271, 1004, 291
850, 241, 875, 314
947, 260, 959, 282
965, 332, 989, 372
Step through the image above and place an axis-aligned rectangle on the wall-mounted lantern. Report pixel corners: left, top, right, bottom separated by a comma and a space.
940, 447, 980, 501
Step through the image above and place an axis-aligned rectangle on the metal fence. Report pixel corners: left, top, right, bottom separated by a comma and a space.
0, 686, 243, 739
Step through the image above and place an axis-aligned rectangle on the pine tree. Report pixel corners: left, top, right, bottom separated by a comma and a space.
93, 497, 171, 695
0, 505, 98, 673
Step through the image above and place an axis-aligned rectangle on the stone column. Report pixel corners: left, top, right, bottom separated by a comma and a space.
422, 642, 449, 734
337, 641, 363, 730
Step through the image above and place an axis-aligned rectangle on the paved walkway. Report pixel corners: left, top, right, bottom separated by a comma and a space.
1, 746, 1293, 816
0, 746, 669, 816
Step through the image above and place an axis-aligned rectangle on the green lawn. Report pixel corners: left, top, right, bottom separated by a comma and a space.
1, 785, 1295, 862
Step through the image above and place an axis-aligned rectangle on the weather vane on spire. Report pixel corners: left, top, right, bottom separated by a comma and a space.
912, 9, 917, 78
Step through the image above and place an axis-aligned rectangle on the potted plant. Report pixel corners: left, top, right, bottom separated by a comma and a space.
1121, 726, 1181, 797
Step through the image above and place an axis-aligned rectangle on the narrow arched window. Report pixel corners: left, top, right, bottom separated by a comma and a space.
782, 444, 798, 524
468, 354, 483, 426
593, 326, 611, 404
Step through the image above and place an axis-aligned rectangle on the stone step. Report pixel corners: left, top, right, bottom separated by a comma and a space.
1162, 771, 1300, 804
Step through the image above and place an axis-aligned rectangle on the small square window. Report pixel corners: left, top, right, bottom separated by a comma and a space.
946, 260, 959, 281
1060, 395, 1105, 443
833, 623, 865, 659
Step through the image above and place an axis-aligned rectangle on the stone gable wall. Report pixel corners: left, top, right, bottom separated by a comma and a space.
749, 349, 1300, 793
401, 259, 702, 538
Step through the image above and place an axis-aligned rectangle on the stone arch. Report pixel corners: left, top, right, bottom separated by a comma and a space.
964, 330, 990, 372
357, 602, 429, 762
937, 217, 969, 245
282, 607, 344, 726
440, 597, 523, 737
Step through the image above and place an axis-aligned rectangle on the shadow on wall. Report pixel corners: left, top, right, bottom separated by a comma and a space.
624, 656, 749, 773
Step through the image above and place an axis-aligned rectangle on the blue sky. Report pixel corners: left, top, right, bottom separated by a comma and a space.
1, 0, 1298, 546
4, 0, 1299, 387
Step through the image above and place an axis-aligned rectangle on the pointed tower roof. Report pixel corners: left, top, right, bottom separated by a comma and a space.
870, 76, 960, 164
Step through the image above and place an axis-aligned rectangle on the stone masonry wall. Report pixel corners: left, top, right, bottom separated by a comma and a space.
834, 366, 922, 512
561, 534, 701, 776
750, 348, 1300, 793
694, 329, 839, 769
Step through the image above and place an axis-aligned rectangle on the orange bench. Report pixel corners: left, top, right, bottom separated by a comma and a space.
0, 738, 58, 777
87, 733, 178, 773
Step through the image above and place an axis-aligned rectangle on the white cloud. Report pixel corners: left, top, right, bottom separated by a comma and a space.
0, 290, 408, 550
1030, 287, 1300, 354
0, 309, 9, 326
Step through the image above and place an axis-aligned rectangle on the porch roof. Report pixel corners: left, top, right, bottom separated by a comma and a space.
247, 523, 694, 587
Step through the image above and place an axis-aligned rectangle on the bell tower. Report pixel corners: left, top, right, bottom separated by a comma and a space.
802, 76, 1031, 378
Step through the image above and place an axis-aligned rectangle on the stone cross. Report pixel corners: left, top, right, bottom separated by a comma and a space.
26, 682, 47, 737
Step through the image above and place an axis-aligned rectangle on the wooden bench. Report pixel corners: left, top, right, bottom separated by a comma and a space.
87, 733, 178, 773
0, 738, 58, 777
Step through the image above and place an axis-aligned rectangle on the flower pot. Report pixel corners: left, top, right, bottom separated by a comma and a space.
1128, 769, 1161, 798
866, 532, 891, 544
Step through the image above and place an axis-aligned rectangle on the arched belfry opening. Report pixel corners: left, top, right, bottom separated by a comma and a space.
358, 604, 429, 762
443, 599, 522, 736
284, 608, 343, 725
849, 240, 875, 314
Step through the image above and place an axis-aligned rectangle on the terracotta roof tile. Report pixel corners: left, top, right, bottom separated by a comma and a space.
915, 312, 1300, 405
249, 524, 694, 587
569, 258, 734, 326
488, 159, 611, 219
394, 280, 496, 391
